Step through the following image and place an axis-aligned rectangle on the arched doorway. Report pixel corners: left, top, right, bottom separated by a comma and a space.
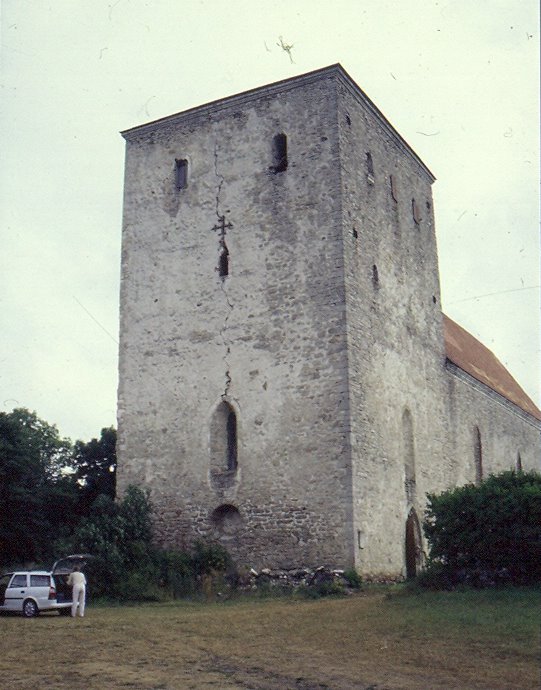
405, 508, 422, 579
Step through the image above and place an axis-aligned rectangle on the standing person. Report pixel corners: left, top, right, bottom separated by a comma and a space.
67, 565, 87, 618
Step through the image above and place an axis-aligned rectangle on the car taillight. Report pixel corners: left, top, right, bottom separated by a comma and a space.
48, 586, 56, 600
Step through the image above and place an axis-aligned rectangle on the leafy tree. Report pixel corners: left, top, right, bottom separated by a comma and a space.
423, 470, 541, 587
0, 408, 77, 566
71, 427, 116, 515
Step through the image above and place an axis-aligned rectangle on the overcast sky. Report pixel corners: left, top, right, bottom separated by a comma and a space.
1, 0, 539, 442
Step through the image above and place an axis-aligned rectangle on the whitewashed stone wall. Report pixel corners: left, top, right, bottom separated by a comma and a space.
117, 66, 540, 577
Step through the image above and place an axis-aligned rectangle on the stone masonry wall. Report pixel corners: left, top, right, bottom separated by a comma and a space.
445, 364, 541, 483
337, 78, 451, 577
117, 73, 355, 569
117, 66, 540, 579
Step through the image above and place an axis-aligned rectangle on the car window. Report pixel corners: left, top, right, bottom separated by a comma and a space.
30, 575, 50, 587
9, 575, 27, 588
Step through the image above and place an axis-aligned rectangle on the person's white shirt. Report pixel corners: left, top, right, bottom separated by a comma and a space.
67, 571, 86, 586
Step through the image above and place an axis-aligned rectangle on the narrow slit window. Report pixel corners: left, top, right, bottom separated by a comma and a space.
219, 244, 229, 278
366, 152, 374, 176
271, 133, 288, 173
412, 198, 422, 224
226, 408, 238, 471
175, 159, 188, 190
474, 426, 483, 484
390, 175, 398, 202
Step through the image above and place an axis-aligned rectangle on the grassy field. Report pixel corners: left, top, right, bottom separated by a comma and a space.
1, 587, 539, 689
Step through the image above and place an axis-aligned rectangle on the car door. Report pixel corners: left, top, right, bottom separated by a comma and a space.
5, 573, 28, 611
29, 574, 52, 609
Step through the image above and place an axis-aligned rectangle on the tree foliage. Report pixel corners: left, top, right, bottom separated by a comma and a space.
423, 470, 541, 587
72, 427, 116, 515
0, 408, 117, 567
0, 408, 78, 566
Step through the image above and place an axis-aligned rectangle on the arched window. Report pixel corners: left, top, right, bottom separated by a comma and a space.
474, 426, 483, 484
402, 408, 416, 503
210, 401, 238, 486
219, 244, 229, 278
516, 452, 523, 472
175, 158, 188, 190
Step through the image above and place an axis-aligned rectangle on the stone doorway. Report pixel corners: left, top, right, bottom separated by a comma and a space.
405, 508, 422, 578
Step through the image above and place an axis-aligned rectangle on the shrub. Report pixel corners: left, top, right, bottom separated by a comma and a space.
158, 549, 196, 599
343, 568, 363, 589
191, 540, 231, 576
423, 470, 541, 587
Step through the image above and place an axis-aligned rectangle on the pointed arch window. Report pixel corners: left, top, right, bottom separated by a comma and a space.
210, 401, 238, 486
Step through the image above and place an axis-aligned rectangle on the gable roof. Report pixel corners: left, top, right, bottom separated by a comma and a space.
443, 314, 541, 421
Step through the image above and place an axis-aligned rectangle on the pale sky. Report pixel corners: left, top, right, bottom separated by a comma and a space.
1, 0, 539, 442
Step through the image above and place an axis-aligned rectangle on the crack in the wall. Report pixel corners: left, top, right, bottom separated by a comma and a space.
213, 143, 234, 400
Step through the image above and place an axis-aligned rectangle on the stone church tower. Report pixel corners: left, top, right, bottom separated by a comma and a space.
117, 65, 540, 578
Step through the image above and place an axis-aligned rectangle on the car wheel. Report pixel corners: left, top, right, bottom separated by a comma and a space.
22, 599, 39, 618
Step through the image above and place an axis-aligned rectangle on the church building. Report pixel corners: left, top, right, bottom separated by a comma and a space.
116, 65, 540, 579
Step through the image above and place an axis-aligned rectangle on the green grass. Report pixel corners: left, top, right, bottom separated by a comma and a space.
1, 586, 539, 689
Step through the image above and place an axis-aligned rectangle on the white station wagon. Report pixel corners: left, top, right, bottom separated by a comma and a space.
0, 555, 91, 617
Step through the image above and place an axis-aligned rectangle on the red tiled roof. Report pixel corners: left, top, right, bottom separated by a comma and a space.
443, 314, 541, 421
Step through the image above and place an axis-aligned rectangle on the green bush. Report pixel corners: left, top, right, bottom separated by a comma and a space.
158, 549, 196, 599
61, 486, 233, 601
423, 470, 541, 587
191, 540, 231, 576
343, 568, 363, 589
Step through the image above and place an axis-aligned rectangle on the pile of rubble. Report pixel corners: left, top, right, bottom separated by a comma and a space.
230, 566, 361, 593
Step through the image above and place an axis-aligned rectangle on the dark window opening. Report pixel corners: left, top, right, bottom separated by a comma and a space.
226, 409, 237, 471
372, 264, 379, 288
366, 152, 375, 185
352, 227, 358, 239
516, 453, 523, 472
366, 152, 374, 176
346, 114, 351, 126
219, 244, 229, 278
175, 159, 188, 190
271, 133, 288, 173
412, 198, 422, 224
